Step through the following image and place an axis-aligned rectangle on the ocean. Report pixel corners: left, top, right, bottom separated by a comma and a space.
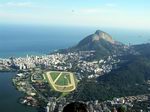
0, 24, 150, 58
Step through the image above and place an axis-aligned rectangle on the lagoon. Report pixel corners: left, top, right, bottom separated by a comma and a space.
0, 72, 37, 112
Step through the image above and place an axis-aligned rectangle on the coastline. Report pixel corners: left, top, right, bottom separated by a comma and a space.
0, 69, 16, 72
0, 72, 37, 112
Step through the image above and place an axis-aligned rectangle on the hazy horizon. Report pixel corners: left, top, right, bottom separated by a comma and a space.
0, 24, 150, 58
0, 0, 150, 30
0, 0, 150, 58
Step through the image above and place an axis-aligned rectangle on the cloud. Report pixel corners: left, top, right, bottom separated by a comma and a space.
105, 3, 117, 7
78, 8, 101, 14
76, 7, 119, 15
75, 3, 118, 15
0, 2, 33, 8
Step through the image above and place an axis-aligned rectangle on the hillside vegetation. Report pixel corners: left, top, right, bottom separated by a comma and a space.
71, 44, 150, 101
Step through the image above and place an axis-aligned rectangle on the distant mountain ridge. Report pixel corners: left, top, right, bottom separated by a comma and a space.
60, 30, 125, 58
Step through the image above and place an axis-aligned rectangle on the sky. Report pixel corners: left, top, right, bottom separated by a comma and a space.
0, 0, 150, 29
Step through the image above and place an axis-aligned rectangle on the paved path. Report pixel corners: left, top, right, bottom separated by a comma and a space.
54, 72, 62, 83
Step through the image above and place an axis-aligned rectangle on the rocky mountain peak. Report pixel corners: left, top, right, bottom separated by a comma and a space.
92, 30, 115, 44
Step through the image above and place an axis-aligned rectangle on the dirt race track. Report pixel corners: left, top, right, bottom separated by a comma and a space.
45, 71, 76, 92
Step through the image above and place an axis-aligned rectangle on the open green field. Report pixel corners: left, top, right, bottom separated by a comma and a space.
45, 71, 77, 92
55, 73, 71, 85
50, 72, 60, 81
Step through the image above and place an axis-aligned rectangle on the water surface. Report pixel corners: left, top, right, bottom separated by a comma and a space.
0, 72, 37, 112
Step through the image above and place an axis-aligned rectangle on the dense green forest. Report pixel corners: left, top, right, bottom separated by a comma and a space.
71, 44, 150, 101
